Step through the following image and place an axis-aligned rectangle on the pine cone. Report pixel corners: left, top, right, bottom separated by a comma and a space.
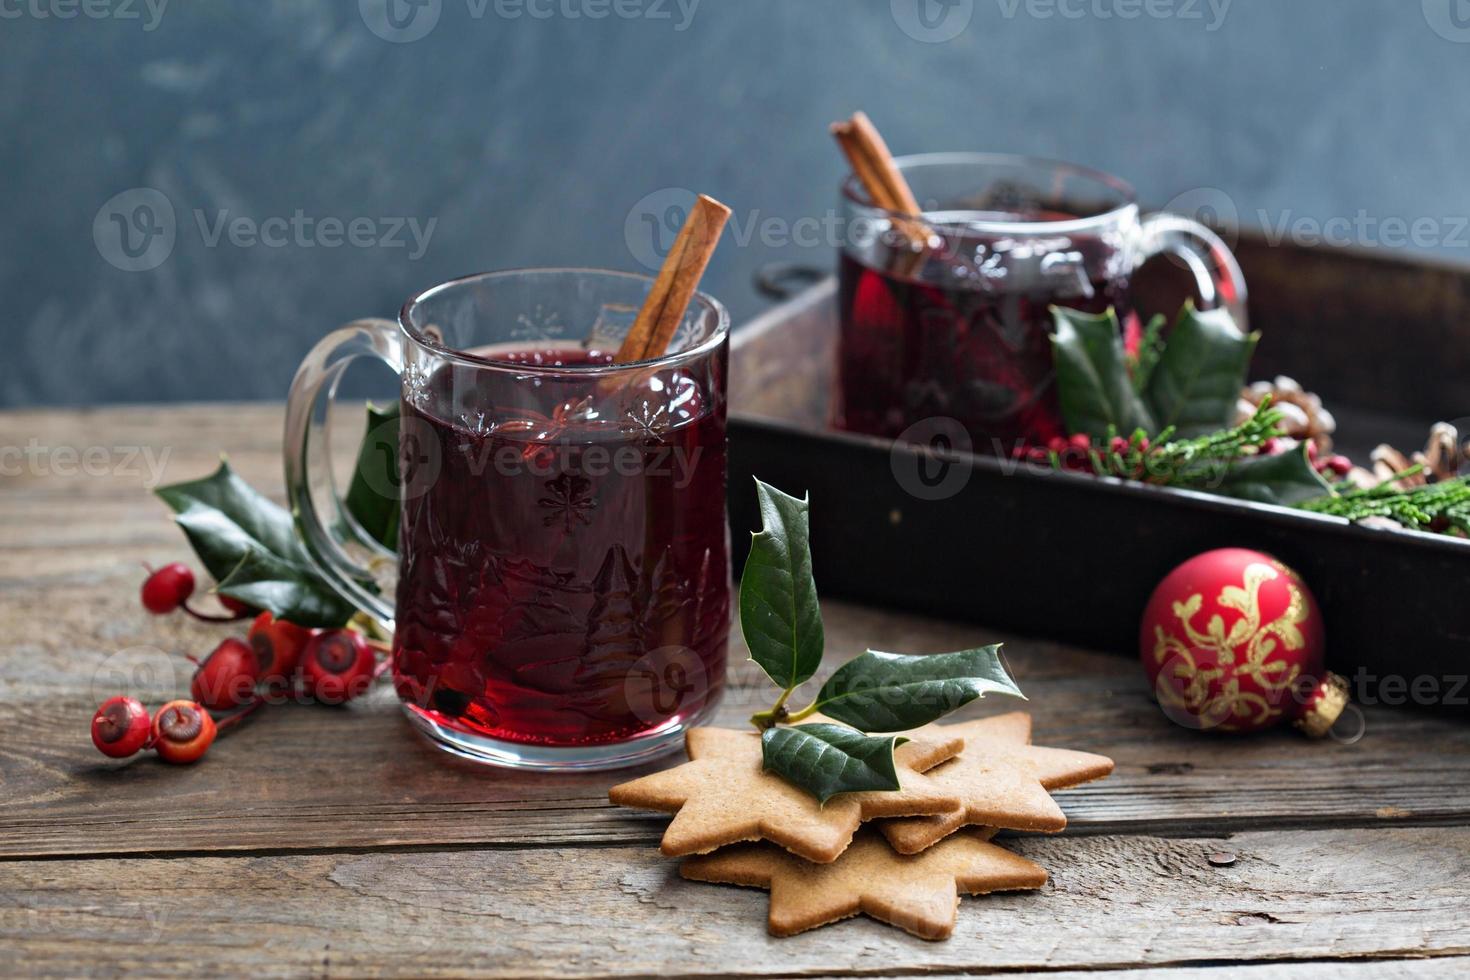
1235, 376, 1336, 452
1365, 421, 1469, 489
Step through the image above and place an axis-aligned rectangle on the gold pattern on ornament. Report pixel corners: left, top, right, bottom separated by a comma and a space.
1152, 562, 1308, 730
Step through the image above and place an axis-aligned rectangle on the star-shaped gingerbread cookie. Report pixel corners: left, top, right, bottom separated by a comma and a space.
609, 727, 964, 863
681, 828, 1047, 939
879, 712, 1114, 854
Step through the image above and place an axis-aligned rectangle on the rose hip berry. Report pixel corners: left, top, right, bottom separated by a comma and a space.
219, 595, 256, 618
141, 563, 196, 614
91, 696, 152, 758
190, 638, 260, 710
300, 630, 377, 704
248, 612, 313, 686
151, 700, 217, 764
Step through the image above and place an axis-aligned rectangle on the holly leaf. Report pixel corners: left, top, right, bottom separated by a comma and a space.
157, 460, 312, 579
739, 479, 824, 690
156, 460, 354, 628
1145, 304, 1260, 438
811, 646, 1025, 733
761, 724, 909, 804
1051, 307, 1157, 439
343, 402, 400, 550
1131, 313, 1168, 393
1211, 444, 1334, 506
214, 548, 356, 628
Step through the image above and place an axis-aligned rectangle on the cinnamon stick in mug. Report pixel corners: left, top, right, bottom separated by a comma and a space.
615, 194, 732, 363
831, 112, 933, 271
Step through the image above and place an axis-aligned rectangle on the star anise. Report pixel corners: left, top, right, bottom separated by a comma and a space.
538, 473, 596, 531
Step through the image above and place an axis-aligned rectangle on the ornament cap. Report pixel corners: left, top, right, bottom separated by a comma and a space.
1294, 672, 1350, 738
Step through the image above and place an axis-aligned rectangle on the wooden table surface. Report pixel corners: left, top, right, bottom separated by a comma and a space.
4, 404, 1470, 978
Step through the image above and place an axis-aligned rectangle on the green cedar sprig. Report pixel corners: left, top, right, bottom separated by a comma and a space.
1049, 399, 1283, 487
1298, 469, 1470, 533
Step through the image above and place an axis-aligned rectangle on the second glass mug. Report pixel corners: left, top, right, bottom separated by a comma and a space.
283, 269, 732, 770
835, 153, 1249, 450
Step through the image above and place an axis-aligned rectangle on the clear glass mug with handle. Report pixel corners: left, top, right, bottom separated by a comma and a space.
283, 269, 732, 770
835, 152, 1247, 451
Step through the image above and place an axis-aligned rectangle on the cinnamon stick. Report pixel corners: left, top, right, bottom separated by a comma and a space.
615, 194, 732, 363
831, 112, 933, 271
831, 111, 922, 216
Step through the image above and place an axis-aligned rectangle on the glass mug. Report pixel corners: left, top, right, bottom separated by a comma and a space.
835, 153, 1247, 450
284, 269, 732, 770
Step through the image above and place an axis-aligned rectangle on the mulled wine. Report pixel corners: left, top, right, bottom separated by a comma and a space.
834, 154, 1248, 452
837, 211, 1130, 449
391, 347, 731, 748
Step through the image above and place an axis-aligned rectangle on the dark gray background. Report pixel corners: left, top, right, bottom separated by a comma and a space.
5, 0, 1469, 407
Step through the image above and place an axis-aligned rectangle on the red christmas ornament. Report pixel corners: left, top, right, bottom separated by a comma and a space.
1139, 548, 1348, 736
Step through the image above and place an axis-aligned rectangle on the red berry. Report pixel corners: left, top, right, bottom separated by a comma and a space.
91, 696, 152, 758
151, 700, 217, 764
218, 595, 256, 617
1109, 436, 1129, 455
1068, 433, 1092, 451
248, 612, 314, 685
1046, 436, 1068, 454
141, 563, 195, 614
300, 630, 377, 704
190, 638, 260, 710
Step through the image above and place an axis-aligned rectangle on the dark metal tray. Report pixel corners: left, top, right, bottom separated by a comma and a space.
727, 235, 1470, 711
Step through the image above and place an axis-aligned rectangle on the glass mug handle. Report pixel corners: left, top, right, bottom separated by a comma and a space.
1137, 213, 1249, 329
282, 318, 404, 629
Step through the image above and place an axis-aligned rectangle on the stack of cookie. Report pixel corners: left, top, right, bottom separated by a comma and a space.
608, 711, 1114, 940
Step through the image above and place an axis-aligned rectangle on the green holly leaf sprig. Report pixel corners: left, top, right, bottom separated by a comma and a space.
761, 724, 911, 805
1047, 302, 1333, 505
157, 400, 404, 628
155, 459, 357, 628
740, 479, 1024, 802
342, 402, 401, 550
1052, 302, 1259, 442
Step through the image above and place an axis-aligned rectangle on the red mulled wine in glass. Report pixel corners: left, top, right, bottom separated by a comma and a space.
284, 270, 731, 770
836, 154, 1247, 452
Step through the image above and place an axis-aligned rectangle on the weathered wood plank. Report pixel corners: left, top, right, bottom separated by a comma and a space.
1, 652, 1467, 856
908, 963, 1470, 980
1, 827, 1468, 978
2, 581, 1469, 857
5, 406, 1470, 860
